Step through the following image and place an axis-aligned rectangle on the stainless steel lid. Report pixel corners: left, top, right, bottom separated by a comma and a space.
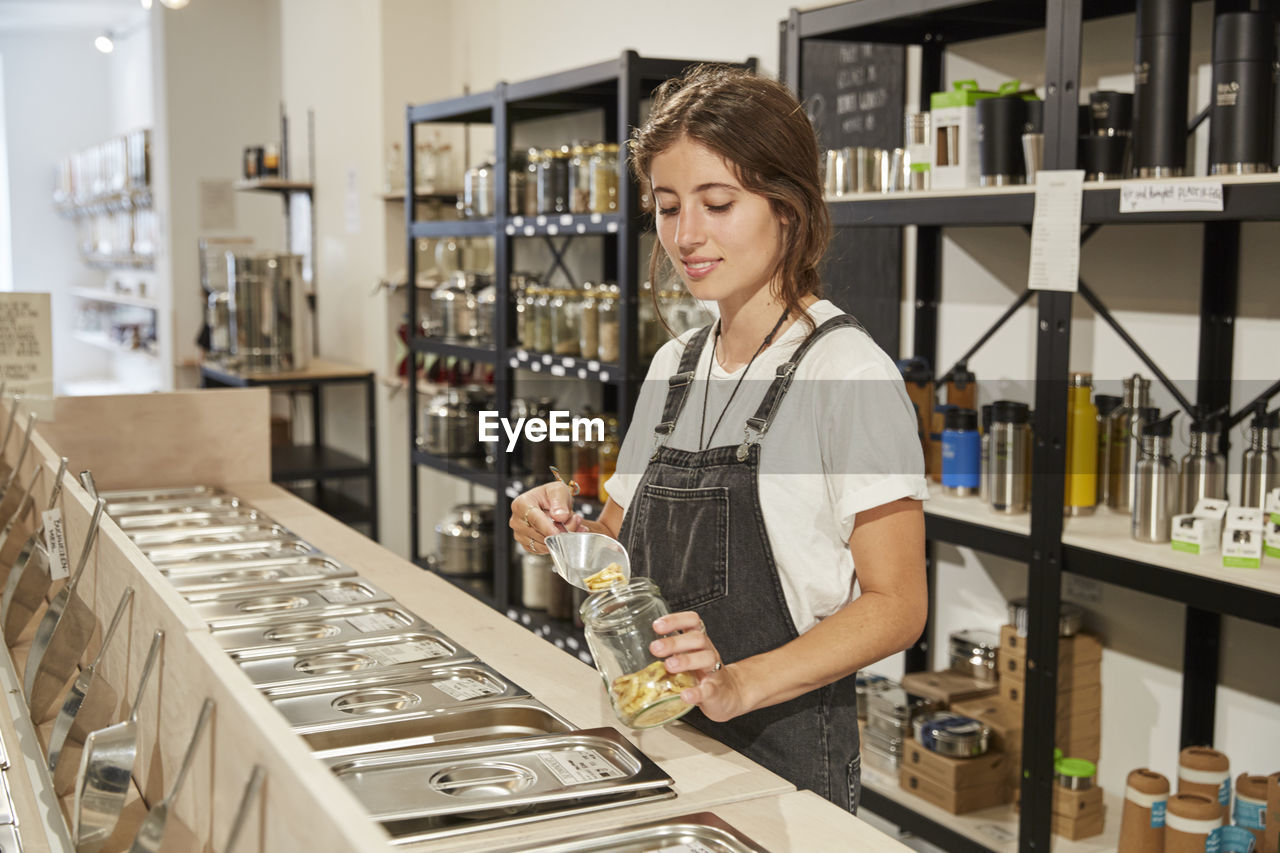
437, 504, 495, 539
948, 629, 1000, 658
866, 687, 941, 722
912, 712, 991, 757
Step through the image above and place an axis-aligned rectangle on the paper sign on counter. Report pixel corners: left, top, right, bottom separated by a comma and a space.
537, 749, 626, 786
1027, 170, 1084, 292
1120, 181, 1223, 213
431, 676, 502, 702
318, 585, 370, 604
43, 508, 70, 580
363, 640, 450, 667
0, 293, 54, 420
346, 612, 405, 633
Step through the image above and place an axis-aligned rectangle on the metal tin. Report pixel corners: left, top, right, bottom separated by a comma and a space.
128, 522, 295, 547
115, 508, 271, 531
855, 673, 895, 721
0, 773, 12, 825
912, 712, 991, 758
1007, 598, 1084, 637
233, 630, 475, 689
0, 824, 18, 850
264, 663, 530, 731
866, 688, 942, 733
98, 485, 227, 503
104, 495, 246, 517
948, 629, 1000, 681
210, 603, 431, 653
316, 728, 672, 824
508, 812, 769, 853
0, 732, 7, 770
435, 504, 494, 576
189, 578, 395, 623
862, 742, 901, 775
227, 253, 311, 372
861, 725, 905, 756
145, 538, 315, 565
161, 555, 358, 596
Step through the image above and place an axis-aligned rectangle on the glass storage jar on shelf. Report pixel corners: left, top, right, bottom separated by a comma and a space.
580, 578, 697, 729
598, 416, 620, 503
573, 417, 599, 499
639, 281, 667, 361
522, 148, 541, 216
511, 274, 536, 349
596, 282, 620, 363
589, 143, 620, 213
664, 287, 706, 338
508, 149, 529, 216
537, 147, 570, 214
529, 286, 553, 353
550, 288, 583, 357
569, 144, 592, 214
579, 283, 599, 360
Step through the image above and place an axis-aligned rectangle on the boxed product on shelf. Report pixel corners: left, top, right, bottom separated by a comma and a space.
949, 697, 1023, 755
898, 766, 1009, 815
1267, 488, 1280, 525
1172, 497, 1229, 555
1053, 784, 1104, 820
1052, 805, 1106, 840
1264, 516, 1280, 560
998, 624, 1102, 669
1222, 507, 1265, 569
901, 669, 998, 706
901, 739, 1013, 793
999, 679, 1101, 718
929, 80, 1016, 189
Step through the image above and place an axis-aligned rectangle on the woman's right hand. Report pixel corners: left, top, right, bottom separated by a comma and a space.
509, 481, 586, 554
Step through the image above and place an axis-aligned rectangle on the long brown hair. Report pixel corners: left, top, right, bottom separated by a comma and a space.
629, 64, 830, 335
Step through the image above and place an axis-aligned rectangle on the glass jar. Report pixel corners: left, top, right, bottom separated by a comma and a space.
550, 288, 582, 357
529, 287, 553, 352
664, 288, 706, 338
579, 283, 599, 360
598, 416, 620, 503
508, 149, 528, 216
573, 419, 599, 499
596, 283, 620, 362
520, 551, 553, 610
553, 440, 573, 483
511, 274, 535, 348
569, 144, 592, 214
639, 281, 666, 361
523, 148, 541, 216
589, 143, 620, 213
537, 146, 571, 214
546, 573, 574, 621
580, 578, 697, 729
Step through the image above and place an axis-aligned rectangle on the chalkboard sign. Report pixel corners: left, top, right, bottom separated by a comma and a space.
800, 41, 906, 356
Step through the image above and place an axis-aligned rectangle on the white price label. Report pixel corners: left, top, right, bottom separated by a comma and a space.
541, 354, 552, 365
606, 221, 618, 233
364, 640, 450, 666
431, 676, 502, 702
546, 225, 558, 236
537, 749, 625, 787
577, 369, 588, 379
511, 216, 524, 226
550, 365, 566, 377
523, 226, 535, 236
1120, 181, 1224, 213
42, 509, 70, 580
576, 224, 586, 234
318, 585, 368, 604
590, 213, 602, 224
599, 371, 610, 382
559, 214, 573, 226
508, 358, 520, 369
505, 225, 516, 235
346, 612, 404, 633
587, 360, 600, 371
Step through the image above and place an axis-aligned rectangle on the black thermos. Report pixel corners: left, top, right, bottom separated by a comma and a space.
1209, 12, 1275, 174
1133, 0, 1192, 176
1273, 19, 1280, 170
977, 96, 1029, 185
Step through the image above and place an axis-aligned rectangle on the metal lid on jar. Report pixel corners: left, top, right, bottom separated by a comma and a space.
948, 629, 999, 659
437, 503, 495, 539
912, 712, 991, 756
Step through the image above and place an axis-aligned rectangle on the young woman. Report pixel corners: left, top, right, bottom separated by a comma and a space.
508, 65, 928, 813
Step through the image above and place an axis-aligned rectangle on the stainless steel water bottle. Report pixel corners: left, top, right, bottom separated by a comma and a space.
990, 401, 1031, 514
1107, 375, 1152, 512
1208, 12, 1276, 175
1181, 407, 1227, 513
1133, 410, 1180, 543
1241, 403, 1280, 508
1095, 394, 1123, 506
980, 404, 993, 503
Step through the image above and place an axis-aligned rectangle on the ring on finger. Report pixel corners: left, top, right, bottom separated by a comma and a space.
712, 659, 723, 673
522, 508, 532, 526
527, 536, 538, 550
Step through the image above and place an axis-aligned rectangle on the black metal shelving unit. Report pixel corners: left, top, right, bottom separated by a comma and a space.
785, 1, 1280, 851
405, 51, 756, 645
200, 361, 379, 539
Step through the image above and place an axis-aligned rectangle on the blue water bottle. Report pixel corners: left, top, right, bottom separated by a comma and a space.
942, 407, 981, 495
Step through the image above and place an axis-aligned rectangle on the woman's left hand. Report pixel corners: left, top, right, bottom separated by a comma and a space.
650, 611, 749, 723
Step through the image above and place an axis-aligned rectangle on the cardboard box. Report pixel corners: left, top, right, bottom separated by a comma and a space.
1172, 497, 1229, 555
1056, 734, 1100, 762
1056, 708, 1101, 744
999, 625, 1103, 668
1053, 784, 1104, 819
1266, 488, 1280, 526
1265, 516, 1280, 560
929, 81, 1020, 189
901, 741, 1011, 789
1052, 804, 1106, 840
998, 650, 1101, 692
950, 696, 1023, 755
1001, 680, 1101, 717
1223, 507, 1265, 569
902, 670, 998, 706
899, 766, 1011, 814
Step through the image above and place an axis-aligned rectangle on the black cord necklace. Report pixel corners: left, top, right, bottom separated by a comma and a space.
698, 308, 790, 451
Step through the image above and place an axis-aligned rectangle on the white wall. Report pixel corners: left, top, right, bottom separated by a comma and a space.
0, 29, 114, 388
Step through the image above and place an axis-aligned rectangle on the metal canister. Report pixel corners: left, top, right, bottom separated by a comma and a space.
1132, 410, 1180, 543
1066, 372, 1099, 516
979, 404, 994, 503
537, 147, 570, 214
948, 629, 999, 682
1241, 403, 1280, 508
1094, 394, 1123, 505
1181, 408, 1227, 512
225, 252, 311, 373
855, 673, 895, 721
1107, 374, 1151, 512
1007, 598, 1084, 637
941, 408, 980, 496
913, 712, 991, 758
989, 400, 1031, 514
435, 503, 494, 577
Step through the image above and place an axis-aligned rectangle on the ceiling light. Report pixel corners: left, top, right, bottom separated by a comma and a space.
159, 0, 190, 8
94, 33, 115, 53
140, 0, 152, 8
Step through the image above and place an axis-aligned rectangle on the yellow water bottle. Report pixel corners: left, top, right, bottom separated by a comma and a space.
1065, 372, 1098, 515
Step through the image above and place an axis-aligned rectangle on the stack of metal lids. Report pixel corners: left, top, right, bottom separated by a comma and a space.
863, 686, 942, 773
948, 629, 1000, 683
855, 672, 893, 721
912, 711, 992, 758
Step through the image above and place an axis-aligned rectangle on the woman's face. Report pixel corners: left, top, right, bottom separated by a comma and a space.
649, 137, 783, 305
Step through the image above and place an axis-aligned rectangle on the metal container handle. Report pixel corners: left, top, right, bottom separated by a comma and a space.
46, 457, 69, 510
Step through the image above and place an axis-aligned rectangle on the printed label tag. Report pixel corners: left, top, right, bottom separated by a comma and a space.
431, 676, 502, 702
1234, 797, 1266, 831
318, 585, 368, 604
363, 640, 449, 667
1218, 825, 1257, 852
346, 612, 404, 633
1206, 826, 1223, 853
1220, 777, 1232, 806
1151, 799, 1167, 828
1120, 181, 1224, 213
537, 749, 625, 787
42, 508, 71, 580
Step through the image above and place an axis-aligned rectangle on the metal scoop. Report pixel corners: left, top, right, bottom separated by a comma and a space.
223, 765, 265, 853
0, 394, 21, 485
543, 532, 631, 592
74, 629, 164, 853
25, 497, 107, 717
48, 586, 134, 783
127, 697, 214, 853
0, 412, 37, 514
1, 457, 69, 641
0, 464, 43, 576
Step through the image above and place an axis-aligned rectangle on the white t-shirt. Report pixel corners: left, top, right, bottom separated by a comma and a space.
603, 299, 928, 634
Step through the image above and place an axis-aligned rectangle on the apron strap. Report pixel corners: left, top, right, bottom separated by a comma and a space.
652, 325, 714, 454
738, 315, 865, 458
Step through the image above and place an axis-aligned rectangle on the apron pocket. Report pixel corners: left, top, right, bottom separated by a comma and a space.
631, 484, 729, 611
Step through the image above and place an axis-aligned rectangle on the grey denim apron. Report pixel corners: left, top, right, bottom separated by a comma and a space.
619, 314, 864, 813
